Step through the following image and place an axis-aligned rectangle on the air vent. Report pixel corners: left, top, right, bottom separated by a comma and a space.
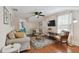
12, 8, 18, 11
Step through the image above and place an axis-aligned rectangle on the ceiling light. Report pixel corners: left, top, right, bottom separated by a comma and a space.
73, 19, 78, 23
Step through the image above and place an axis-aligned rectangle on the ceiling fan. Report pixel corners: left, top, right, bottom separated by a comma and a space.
33, 12, 45, 18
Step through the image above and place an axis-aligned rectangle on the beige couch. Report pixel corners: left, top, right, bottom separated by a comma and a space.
6, 31, 30, 51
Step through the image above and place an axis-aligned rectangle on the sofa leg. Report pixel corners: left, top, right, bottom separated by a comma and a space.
20, 49, 31, 53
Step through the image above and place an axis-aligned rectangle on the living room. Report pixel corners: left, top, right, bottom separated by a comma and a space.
0, 6, 79, 53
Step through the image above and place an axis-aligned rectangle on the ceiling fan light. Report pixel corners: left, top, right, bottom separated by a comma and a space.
35, 15, 39, 18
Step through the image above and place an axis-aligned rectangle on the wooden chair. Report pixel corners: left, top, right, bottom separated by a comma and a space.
60, 31, 69, 45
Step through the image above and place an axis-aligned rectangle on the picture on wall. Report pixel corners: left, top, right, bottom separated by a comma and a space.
3, 6, 9, 24
9, 13, 12, 26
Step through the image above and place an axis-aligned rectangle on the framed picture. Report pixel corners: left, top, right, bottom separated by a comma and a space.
3, 6, 9, 24
9, 13, 12, 26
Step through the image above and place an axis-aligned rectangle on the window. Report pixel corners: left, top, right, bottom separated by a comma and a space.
57, 13, 72, 33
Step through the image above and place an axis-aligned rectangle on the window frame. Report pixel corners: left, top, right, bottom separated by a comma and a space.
57, 13, 72, 33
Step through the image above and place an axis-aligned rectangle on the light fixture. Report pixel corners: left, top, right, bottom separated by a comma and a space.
71, 10, 78, 23
35, 15, 39, 18
73, 19, 78, 23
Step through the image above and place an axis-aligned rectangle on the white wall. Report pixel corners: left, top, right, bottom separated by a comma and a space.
71, 11, 79, 46
42, 15, 57, 33
0, 6, 12, 51
12, 15, 19, 30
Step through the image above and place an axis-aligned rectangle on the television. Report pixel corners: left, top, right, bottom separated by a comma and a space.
48, 20, 55, 26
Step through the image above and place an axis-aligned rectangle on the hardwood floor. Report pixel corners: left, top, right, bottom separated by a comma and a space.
25, 42, 79, 53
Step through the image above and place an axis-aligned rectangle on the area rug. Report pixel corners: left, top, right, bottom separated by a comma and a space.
31, 39, 54, 48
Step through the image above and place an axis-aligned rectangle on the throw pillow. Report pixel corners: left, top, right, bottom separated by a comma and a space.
14, 32, 25, 38
8, 32, 15, 39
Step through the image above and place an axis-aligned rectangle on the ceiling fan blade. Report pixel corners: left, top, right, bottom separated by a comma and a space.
39, 12, 42, 14
34, 12, 38, 15
33, 12, 45, 18
40, 15, 45, 16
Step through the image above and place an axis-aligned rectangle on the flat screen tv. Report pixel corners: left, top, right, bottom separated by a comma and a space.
48, 20, 55, 26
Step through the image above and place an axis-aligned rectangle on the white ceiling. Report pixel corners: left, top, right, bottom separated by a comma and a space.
10, 6, 79, 19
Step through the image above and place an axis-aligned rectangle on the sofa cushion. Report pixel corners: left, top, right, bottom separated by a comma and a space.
6, 38, 26, 44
